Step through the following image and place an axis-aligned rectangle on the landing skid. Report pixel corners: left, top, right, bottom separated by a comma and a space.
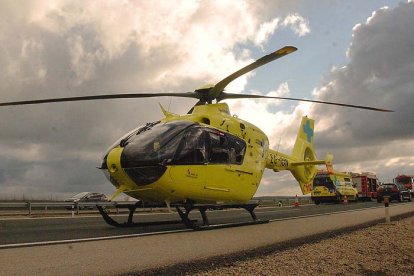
174, 203, 269, 230
97, 202, 268, 230
96, 202, 184, 228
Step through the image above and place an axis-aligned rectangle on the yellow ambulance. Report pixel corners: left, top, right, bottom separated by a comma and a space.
311, 170, 358, 204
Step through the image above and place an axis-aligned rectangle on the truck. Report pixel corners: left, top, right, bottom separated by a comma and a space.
394, 174, 414, 196
351, 172, 379, 201
311, 170, 358, 204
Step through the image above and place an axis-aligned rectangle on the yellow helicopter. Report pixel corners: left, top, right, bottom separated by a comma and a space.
0, 46, 391, 229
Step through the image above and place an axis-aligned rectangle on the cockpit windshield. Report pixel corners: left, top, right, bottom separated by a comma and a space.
121, 121, 195, 167
123, 121, 193, 150
120, 121, 247, 168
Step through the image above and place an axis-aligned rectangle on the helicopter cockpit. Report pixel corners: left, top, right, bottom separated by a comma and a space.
101, 120, 247, 186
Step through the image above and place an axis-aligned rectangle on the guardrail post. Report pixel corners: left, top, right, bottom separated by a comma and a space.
28, 202, 32, 216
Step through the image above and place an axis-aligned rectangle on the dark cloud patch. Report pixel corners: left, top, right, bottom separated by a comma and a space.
310, 2, 414, 167
0, 157, 111, 200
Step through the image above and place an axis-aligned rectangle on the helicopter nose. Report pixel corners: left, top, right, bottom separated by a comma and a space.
120, 143, 167, 186
101, 144, 167, 187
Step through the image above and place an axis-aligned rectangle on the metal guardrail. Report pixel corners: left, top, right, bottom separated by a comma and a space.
0, 198, 312, 217
0, 201, 142, 216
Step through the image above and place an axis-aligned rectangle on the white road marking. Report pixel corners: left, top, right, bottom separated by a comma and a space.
0, 204, 395, 250
269, 206, 383, 222
0, 228, 192, 249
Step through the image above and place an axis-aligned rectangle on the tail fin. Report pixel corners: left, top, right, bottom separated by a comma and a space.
265, 116, 333, 194
289, 117, 318, 194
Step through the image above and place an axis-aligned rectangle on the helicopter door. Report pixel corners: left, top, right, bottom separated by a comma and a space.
168, 127, 207, 200
203, 130, 250, 201
204, 131, 232, 195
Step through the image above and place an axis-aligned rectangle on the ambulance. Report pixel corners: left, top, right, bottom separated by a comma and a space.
311, 170, 358, 204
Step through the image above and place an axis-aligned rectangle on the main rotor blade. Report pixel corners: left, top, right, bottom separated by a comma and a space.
219, 93, 393, 112
0, 92, 198, 107
208, 46, 297, 101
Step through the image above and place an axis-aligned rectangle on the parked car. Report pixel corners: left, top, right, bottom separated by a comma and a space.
64, 192, 109, 209
377, 183, 411, 203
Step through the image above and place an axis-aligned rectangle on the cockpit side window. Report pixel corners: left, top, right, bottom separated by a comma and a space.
171, 126, 246, 165
174, 128, 207, 164
227, 134, 246, 164
209, 132, 229, 163
207, 130, 246, 165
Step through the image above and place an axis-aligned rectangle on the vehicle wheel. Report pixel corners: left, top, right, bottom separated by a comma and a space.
314, 201, 320, 205
408, 195, 412, 202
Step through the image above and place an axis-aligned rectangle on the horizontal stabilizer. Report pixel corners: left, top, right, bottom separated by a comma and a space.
291, 152, 333, 167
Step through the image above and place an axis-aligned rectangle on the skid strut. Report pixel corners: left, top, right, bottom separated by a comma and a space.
174, 203, 268, 230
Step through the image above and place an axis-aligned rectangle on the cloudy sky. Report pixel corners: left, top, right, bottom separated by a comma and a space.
0, 0, 413, 200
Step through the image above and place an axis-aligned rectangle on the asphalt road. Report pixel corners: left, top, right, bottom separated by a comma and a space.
1, 203, 413, 276
0, 201, 384, 246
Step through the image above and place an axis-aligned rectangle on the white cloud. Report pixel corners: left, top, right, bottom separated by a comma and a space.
282, 13, 310, 36
253, 13, 310, 47
254, 18, 281, 46
266, 82, 290, 106
227, 82, 313, 152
